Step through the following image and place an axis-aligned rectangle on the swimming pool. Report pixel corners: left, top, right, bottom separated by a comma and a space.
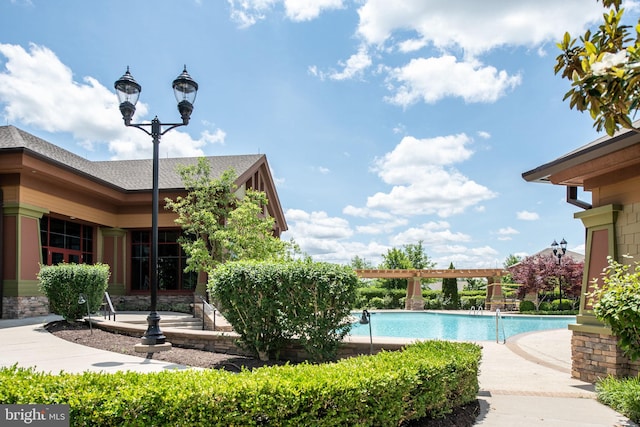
348, 311, 575, 341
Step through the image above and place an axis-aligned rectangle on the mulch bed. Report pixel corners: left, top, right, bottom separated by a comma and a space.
45, 320, 480, 426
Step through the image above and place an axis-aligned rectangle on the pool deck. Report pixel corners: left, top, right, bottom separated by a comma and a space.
0, 312, 637, 426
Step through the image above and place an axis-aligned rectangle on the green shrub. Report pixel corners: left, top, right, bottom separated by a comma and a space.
357, 288, 406, 309
422, 289, 441, 300
519, 300, 536, 312
209, 261, 358, 362
369, 297, 385, 309
38, 263, 110, 321
0, 340, 481, 426
538, 301, 552, 311
550, 299, 573, 311
460, 296, 485, 310
597, 376, 640, 423
357, 287, 387, 300
589, 256, 640, 361
459, 290, 486, 297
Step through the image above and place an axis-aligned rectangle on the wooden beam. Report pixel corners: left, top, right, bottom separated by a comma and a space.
354, 269, 507, 279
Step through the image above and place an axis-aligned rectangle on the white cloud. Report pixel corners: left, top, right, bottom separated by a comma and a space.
282, 208, 394, 264
498, 226, 519, 235
389, 221, 471, 246
385, 56, 521, 106
365, 134, 496, 217
373, 134, 474, 175
228, 0, 277, 28
430, 244, 501, 269
284, 0, 344, 21
228, 0, 344, 27
517, 210, 540, 221
356, 0, 604, 56
343, 205, 394, 220
477, 131, 491, 139
355, 217, 408, 235
315, 166, 330, 174
497, 226, 519, 241
320, 46, 373, 80
0, 43, 128, 147
284, 209, 353, 239
0, 43, 226, 160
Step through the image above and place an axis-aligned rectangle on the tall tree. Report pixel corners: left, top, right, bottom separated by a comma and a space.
378, 242, 436, 290
501, 254, 522, 284
442, 262, 460, 309
379, 247, 413, 290
165, 157, 288, 275
350, 255, 373, 270
404, 241, 436, 270
503, 254, 522, 268
555, 0, 640, 136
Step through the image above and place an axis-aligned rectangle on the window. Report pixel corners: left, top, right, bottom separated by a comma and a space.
130, 230, 197, 292
40, 216, 94, 265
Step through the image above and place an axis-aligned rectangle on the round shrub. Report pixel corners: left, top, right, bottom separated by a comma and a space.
519, 300, 536, 312
38, 263, 110, 321
538, 301, 553, 311
550, 299, 573, 311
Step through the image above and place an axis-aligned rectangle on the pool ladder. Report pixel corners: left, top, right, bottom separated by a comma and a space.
495, 308, 506, 344
468, 305, 484, 315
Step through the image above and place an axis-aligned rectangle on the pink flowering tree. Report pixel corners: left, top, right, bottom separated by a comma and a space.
509, 254, 584, 310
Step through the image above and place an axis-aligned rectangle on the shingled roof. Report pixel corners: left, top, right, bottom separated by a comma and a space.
0, 125, 264, 191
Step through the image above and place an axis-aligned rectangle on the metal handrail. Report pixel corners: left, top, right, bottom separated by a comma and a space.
102, 291, 117, 321
495, 308, 506, 344
195, 294, 217, 331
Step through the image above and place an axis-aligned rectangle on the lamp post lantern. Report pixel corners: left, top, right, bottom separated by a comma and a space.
115, 66, 198, 348
359, 309, 373, 354
551, 238, 567, 311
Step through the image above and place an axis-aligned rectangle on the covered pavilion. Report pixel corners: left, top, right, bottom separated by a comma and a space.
355, 269, 508, 310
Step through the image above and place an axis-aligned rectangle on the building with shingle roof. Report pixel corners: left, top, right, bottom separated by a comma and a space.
0, 126, 287, 319
523, 124, 640, 381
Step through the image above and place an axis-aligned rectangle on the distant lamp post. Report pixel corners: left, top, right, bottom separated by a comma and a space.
359, 309, 373, 354
551, 238, 568, 311
114, 66, 198, 350
78, 294, 92, 335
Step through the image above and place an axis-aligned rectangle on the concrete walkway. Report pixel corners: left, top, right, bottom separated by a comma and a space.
0, 315, 636, 426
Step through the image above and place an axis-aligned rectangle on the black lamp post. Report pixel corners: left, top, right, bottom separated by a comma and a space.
551, 238, 567, 311
359, 309, 373, 354
115, 66, 198, 347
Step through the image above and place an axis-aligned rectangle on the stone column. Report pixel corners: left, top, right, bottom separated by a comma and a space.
404, 276, 424, 310
569, 204, 632, 382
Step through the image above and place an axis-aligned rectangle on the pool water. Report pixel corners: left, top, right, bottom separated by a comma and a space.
349, 311, 575, 341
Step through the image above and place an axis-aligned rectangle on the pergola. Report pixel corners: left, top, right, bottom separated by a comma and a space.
354, 269, 508, 310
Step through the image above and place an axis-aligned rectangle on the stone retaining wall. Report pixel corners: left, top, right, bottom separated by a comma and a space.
572, 331, 640, 382
90, 319, 403, 361
110, 295, 193, 312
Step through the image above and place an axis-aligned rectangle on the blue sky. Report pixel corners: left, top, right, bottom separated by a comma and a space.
1, 0, 636, 268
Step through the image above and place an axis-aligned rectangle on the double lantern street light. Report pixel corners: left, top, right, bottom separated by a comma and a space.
114, 66, 198, 348
551, 238, 568, 312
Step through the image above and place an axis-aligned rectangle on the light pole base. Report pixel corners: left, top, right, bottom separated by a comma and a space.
140, 311, 167, 345
134, 342, 172, 359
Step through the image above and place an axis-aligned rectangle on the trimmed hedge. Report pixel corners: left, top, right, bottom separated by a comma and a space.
38, 263, 110, 321
0, 340, 481, 426
209, 261, 358, 361
357, 288, 490, 311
